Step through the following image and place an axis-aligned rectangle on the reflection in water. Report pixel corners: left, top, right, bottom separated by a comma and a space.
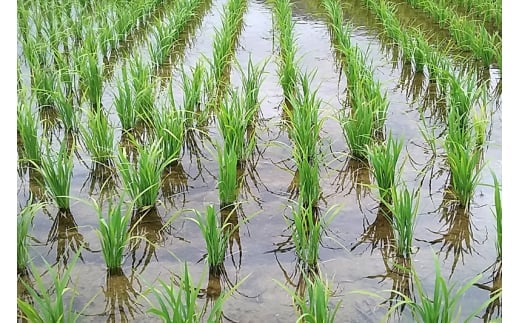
162, 161, 189, 208
421, 81, 447, 124
424, 191, 477, 278
81, 162, 118, 203
332, 157, 371, 208
396, 62, 426, 104
184, 129, 213, 184
39, 106, 59, 138
351, 204, 394, 259
128, 207, 167, 274
17, 272, 33, 320
46, 209, 90, 269
475, 260, 502, 323
220, 204, 244, 271
119, 130, 139, 164
103, 268, 142, 323
29, 167, 47, 202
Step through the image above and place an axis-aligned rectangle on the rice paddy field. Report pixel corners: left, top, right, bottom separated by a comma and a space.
16, 0, 502, 321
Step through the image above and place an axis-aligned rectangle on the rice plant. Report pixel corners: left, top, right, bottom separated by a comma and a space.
217, 145, 239, 206
114, 63, 137, 131
153, 105, 185, 164
146, 262, 238, 322
278, 271, 341, 323
17, 201, 44, 274
385, 185, 419, 259
53, 88, 78, 133
17, 250, 84, 323
129, 56, 155, 124
31, 65, 56, 108
117, 139, 172, 209
96, 197, 133, 273
191, 205, 234, 274
81, 108, 115, 165
339, 101, 374, 160
181, 61, 205, 128
367, 136, 403, 203
39, 141, 74, 211
17, 100, 42, 167
78, 51, 104, 109
491, 172, 501, 260
239, 56, 266, 124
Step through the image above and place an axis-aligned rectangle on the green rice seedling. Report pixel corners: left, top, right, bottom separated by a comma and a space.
278, 271, 341, 323
239, 56, 267, 125
81, 108, 115, 165
367, 136, 403, 203
181, 61, 205, 128
191, 204, 234, 274
153, 105, 185, 164
17, 250, 84, 323
339, 101, 374, 160
289, 202, 338, 267
114, 63, 137, 131
95, 197, 133, 273
472, 101, 488, 148
382, 252, 501, 322
410, 30, 428, 73
296, 157, 321, 209
17, 201, 45, 274
31, 65, 56, 108
491, 172, 501, 260
447, 74, 482, 130
39, 140, 74, 211
218, 90, 256, 162
129, 55, 155, 124
117, 139, 172, 209
17, 100, 42, 167
217, 145, 239, 206
146, 262, 243, 322
148, 22, 176, 68
445, 140, 481, 209
54, 88, 78, 133
78, 51, 104, 109
384, 185, 419, 259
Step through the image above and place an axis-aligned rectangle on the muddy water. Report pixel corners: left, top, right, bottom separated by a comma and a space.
17, 0, 501, 321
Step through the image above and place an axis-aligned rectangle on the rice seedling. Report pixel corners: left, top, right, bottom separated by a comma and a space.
95, 197, 133, 273
217, 90, 256, 162
180, 61, 205, 128
39, 140, 74, 211
288, 202, 338, 268
54, 88, 78, 133
238, 56, 267, 125
153, 104, 185, 164
491, 172, 501, 260
367, 135, 403, 203
78, 51, 104, 109
472, 100, 489, 148
17, 250, 85, 323
81, 108, 115, 165
17, 100, 42, 167
339, 101, 375, 160
129, 56, 155, 124
191, 204, 234, 273
17, 201, 45, 274
278, 271, 341, 323
384, 185, 419, 259
31, 65, 56, 108
114, 62, 137, 131
117, 139, 172, 209
217, 145, 239, 206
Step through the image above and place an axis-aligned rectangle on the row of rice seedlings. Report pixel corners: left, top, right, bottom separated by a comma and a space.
404, 0, 501, 66
147, 0, 206, 68
367, 135, 404, 204
271, 0, 299, 100
117, 139, 173, 209
146, 262, 241, 322
206, 0, 248, 101
17, 99, 42, 167
38, 141, 74, 211
17, 201, 45, 274
285, 73, 323, 208
80, 108, 116, 166
279, 271, 341, 323
95, 197, 133, 273
191, 205, 234, 274
449, 0, 501, 28
18, 251, 85, 322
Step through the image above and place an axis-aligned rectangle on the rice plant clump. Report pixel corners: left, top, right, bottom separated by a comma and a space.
96, 198, 133, 273
491, 172, 501, 260
117, 140, 172, 209
153, 104, 185, 165
17, 201, 44, 274
367, 136, 403, 203
217, 145, 239, 206
39, 141, 74, 211
114, 63, 138, 131
81, 108, 115, 165
17, 100, 42, 167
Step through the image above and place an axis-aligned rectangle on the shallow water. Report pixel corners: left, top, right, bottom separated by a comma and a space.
17, 0, 501, 321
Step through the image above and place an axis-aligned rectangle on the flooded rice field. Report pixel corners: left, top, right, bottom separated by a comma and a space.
17, 0, 502, 321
